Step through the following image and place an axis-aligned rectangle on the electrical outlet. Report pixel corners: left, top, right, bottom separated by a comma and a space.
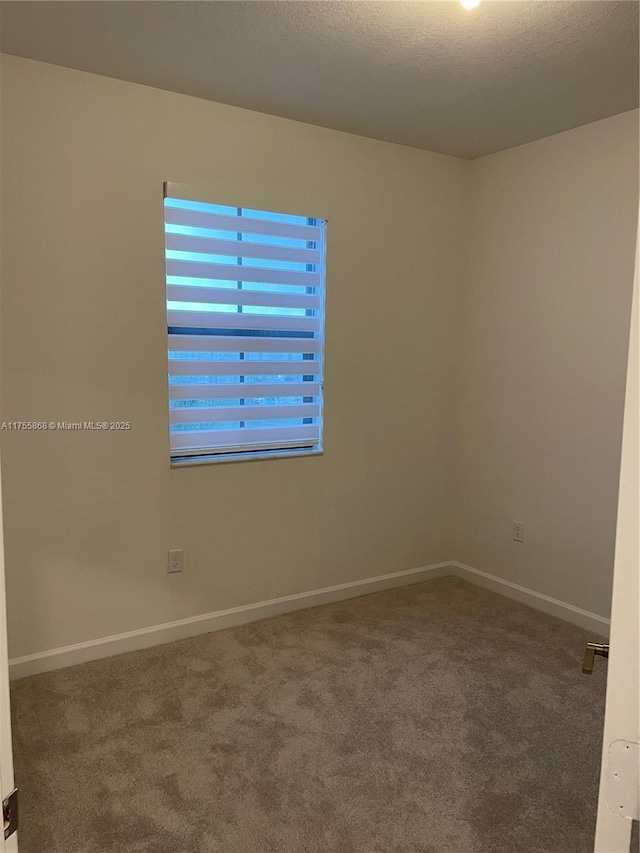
513, 521, 525, 543
168, 549, 184, 573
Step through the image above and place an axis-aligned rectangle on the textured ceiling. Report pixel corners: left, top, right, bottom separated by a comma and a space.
0, 1, 638, 159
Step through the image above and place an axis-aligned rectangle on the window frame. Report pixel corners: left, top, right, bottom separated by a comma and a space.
164, 183, 328, 467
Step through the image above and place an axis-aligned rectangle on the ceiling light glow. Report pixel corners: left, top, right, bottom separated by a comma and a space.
460, 0, 482, 8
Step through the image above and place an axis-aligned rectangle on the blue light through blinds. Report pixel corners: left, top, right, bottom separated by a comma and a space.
165, 196, 326, 459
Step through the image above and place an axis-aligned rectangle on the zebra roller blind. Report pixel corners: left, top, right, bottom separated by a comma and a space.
164, 185, 326, 461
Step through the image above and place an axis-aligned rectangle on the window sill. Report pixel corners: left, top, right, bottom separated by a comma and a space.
170, 446, 323, 468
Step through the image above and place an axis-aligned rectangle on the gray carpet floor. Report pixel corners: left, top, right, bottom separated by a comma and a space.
10, 576, 608, 853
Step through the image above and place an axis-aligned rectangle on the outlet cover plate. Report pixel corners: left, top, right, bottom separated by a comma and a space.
168, 549, 183, 573
513, 521, 525, 542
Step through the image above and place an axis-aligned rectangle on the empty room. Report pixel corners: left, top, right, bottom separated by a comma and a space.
0, 2, 638, 852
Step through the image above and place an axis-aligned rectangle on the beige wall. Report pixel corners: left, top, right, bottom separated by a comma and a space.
0, 55, 469, 658
1, 56, 637, 660
455, 111, 639, 617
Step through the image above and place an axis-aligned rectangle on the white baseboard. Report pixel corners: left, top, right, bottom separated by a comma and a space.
451, 561, 610, 637
9, 561, 454, 679
9, 559, 610, 679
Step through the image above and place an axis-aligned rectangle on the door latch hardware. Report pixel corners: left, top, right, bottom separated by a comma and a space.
3, 787, 18, 840
582, 642, 609, 674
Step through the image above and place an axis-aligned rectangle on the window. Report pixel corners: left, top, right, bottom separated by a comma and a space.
164, 184, 326, 464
